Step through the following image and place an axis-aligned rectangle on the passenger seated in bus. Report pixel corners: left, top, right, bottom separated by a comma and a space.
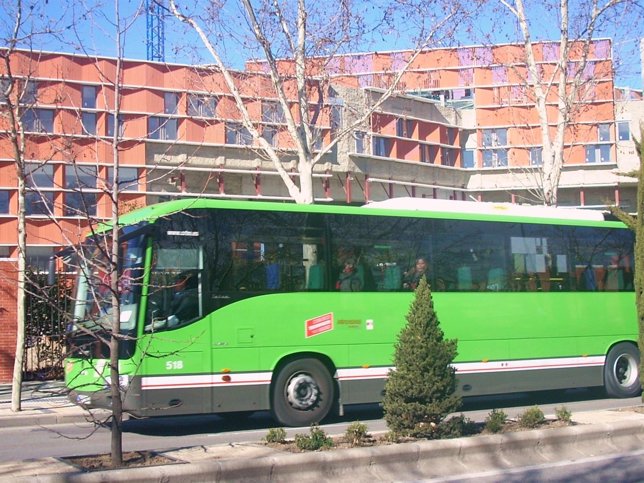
336, 258, 362, 291
402, 257, 428, 290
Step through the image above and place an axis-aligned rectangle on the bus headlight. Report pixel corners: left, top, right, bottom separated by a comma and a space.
119, 375, 130, 389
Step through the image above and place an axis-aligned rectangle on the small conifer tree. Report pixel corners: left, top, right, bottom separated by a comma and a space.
383, 277, 461, 438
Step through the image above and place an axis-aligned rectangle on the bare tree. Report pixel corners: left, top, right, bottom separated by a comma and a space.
478, 0, 641, 205
610, 130, 644, 394
0, 0, 66, 412
28, 0, 149, 467
64, 1, 145, 466
167, 0, 467, 204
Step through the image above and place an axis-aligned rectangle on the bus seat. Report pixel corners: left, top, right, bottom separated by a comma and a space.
356, 265, 365, 286
487, 268, 507, 291
265, 263, 280, 290
383, 266, 402, 290
606, 267, 624, 291
457, 266, 472, 290
307, 264, 325, 290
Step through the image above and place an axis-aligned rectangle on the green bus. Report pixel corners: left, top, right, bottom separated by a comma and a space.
64, 197, 640, 427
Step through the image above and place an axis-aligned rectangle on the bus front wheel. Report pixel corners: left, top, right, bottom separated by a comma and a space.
604, 342, 641, 398
271, 358, 334, 427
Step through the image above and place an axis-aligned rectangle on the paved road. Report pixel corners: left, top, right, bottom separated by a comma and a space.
0, 388, 639, 463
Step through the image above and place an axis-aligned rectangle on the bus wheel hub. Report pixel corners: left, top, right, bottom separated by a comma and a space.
286, 373, 319, 410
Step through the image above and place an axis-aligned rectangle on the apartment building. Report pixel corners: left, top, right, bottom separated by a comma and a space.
0, 41, 640, 380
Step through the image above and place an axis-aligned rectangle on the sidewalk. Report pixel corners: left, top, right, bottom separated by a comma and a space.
2, 382, 644, 481
0, 380, 102, 428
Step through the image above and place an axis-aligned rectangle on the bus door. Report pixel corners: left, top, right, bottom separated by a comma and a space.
140, 229, 211, 416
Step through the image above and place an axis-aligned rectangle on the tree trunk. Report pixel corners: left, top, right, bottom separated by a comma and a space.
11, 167, 26, 412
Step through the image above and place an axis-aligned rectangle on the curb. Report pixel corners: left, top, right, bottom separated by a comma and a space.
0, 409, 111, 428
17, 417, 644, 482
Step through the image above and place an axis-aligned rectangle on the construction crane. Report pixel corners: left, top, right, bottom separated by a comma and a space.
146, 0, 165, 62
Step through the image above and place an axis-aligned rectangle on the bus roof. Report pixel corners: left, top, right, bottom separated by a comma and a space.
112, 196, 618, 232
364, 198, 608, 222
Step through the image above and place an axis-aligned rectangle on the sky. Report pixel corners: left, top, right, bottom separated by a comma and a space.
3, 0, 643, 89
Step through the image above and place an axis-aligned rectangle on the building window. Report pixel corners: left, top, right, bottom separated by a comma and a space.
0, 190, 9, 214
64, 165, 97, 216
187, 94, 217, 117
148, 116, 177, 140
421, 144, 438, 164
312, 128, 324, 151
330, 105, 342, 133
164, 92, 179, 114
372, 136, 390, 157
530, 147, 543, 166
26, 246, 54, 272
22, 80, 37, 105
585, 145, 612, 163
82, 112, 96, 135
261, 101, 286, 123
107, 113, 125, 138
25, 163, 54, 216
482, 128, 507, 147
421, 145, 429, 163
354, 131, 366, 154
482, 149, 508, 167
462, 149, 475, 168
600, 144, 611, 162
0, 78, 10, 104
22, 108, 54, 133
226, 122, 253, 145
617, 121, 630, 141
441, 148, 456, 167
262, 125, 278, 147
107, 167, 139, 192
82, 86, 97, 109
598, 123, 610, 142
447, 127, 458, 145
396, 118, 414, 138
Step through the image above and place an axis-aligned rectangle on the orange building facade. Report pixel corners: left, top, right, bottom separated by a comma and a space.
0, 40, 639, 380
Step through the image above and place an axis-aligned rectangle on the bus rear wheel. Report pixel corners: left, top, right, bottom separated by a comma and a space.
271, 358, 334, 427
604, 342, 641, 398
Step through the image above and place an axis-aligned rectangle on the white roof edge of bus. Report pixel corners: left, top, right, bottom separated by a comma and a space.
363, 198, 606, 221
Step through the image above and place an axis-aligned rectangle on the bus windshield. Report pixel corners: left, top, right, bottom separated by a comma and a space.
70, 233, 146, 334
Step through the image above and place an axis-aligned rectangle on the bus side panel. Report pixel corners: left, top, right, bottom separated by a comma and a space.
456, 366, 604, 396
133, 287, 636, 416
138, 328, 212, 416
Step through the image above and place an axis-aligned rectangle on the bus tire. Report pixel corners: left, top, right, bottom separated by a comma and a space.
604, 342, 641, 398
271, 358, 334, 427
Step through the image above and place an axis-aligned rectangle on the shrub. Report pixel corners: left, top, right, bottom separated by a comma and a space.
345, 421, 370, 447
294, 424, 333, 451
485, 409, 507, 433
264, 427, 287, 444
555, 405, 572, 424
383, 277, 461, 438
518, 406, 545, 428
382, 430, 401, 443
437, 414, 479, 439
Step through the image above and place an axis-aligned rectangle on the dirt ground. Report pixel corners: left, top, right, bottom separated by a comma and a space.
63, 451, 179, 471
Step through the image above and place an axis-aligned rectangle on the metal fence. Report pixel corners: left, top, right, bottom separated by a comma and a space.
23, 272, 71, 380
